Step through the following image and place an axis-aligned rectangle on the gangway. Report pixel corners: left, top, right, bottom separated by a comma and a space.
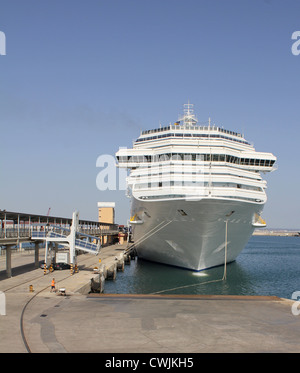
31, 211, 101, 273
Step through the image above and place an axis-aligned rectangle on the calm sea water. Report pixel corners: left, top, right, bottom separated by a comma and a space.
104, 236, 300, 299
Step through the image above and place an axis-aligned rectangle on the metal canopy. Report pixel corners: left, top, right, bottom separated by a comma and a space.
0, 209, 105, 227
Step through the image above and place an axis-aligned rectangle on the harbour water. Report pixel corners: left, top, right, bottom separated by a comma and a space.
104, 236, 300, 299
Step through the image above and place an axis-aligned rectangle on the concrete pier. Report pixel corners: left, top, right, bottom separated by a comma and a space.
0, 242, 300, 353
5, 245, 12, 278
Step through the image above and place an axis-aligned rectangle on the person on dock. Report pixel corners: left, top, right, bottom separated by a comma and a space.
51, 278, 56, 292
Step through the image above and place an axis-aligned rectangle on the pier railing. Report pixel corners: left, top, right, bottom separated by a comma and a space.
0, 224, 119, 241
0, 228, 31, 239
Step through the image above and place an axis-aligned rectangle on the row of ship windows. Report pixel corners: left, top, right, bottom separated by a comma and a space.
131, 171, 261, 181
134, 181, 263, 192
117, 154, 275, 167
141, 125, 243, 138
139, 194, 263, 203
136, 132, 249, 145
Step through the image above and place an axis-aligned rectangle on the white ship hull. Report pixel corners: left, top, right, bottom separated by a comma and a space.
131, 197, 262, 271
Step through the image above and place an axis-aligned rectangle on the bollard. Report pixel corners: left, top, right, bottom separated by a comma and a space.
29, 285, 34, 293
106, 263, 117, 280
130, 250, 136, 260
124, 253, 131, 265
75, 264, 78, 273
70, 264, 73, 275
99, 274, 105, 293
44, 263, 47, 275
101, 264, 107, 279
117, 258, 125, 272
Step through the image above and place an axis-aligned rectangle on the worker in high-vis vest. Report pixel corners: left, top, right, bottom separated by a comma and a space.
51, 278, 56, 292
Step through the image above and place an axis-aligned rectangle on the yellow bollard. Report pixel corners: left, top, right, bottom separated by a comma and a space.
44, 263, 47, 275
70, 264, 73, 275
75, 264, 78, 273
29, 285, 34, 292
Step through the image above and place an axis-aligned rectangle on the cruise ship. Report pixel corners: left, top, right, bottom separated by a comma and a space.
116, 103, 276, 271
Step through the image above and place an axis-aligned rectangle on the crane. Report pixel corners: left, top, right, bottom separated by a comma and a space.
46, 208, 51, 216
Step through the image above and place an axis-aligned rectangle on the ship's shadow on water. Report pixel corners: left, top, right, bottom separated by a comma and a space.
104, 236, 300, 299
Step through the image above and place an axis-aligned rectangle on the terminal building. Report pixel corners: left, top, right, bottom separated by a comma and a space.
97, 202, 115, 224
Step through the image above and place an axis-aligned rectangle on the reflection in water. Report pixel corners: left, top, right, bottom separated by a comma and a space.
104, 236, 300, 299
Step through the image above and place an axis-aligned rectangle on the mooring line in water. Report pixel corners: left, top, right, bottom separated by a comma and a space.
150, 278, 225, 295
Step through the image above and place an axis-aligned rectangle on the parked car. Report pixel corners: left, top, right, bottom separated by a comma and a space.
53, 262, 71, 270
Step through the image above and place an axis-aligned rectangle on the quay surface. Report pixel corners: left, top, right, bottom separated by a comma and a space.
0, 243, 300, 353
253, 229, 300, 237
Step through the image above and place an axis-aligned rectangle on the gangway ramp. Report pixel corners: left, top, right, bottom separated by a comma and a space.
31, 211, 101, 271
75, 238, 99, 254
31, 230, 100, 254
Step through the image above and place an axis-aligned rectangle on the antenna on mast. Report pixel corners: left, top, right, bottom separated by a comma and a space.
180, 101, 198, 126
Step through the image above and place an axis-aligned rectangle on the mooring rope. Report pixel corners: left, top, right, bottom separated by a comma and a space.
151, 220, 229, 295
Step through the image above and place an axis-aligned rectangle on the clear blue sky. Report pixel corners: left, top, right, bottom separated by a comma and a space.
0, 0, 299, 228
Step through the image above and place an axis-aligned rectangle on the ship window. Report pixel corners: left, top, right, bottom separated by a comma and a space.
171, 154, 182, 161
159, 154, 170, 162
184, 154, 193, 161
212, 154, 219, 162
